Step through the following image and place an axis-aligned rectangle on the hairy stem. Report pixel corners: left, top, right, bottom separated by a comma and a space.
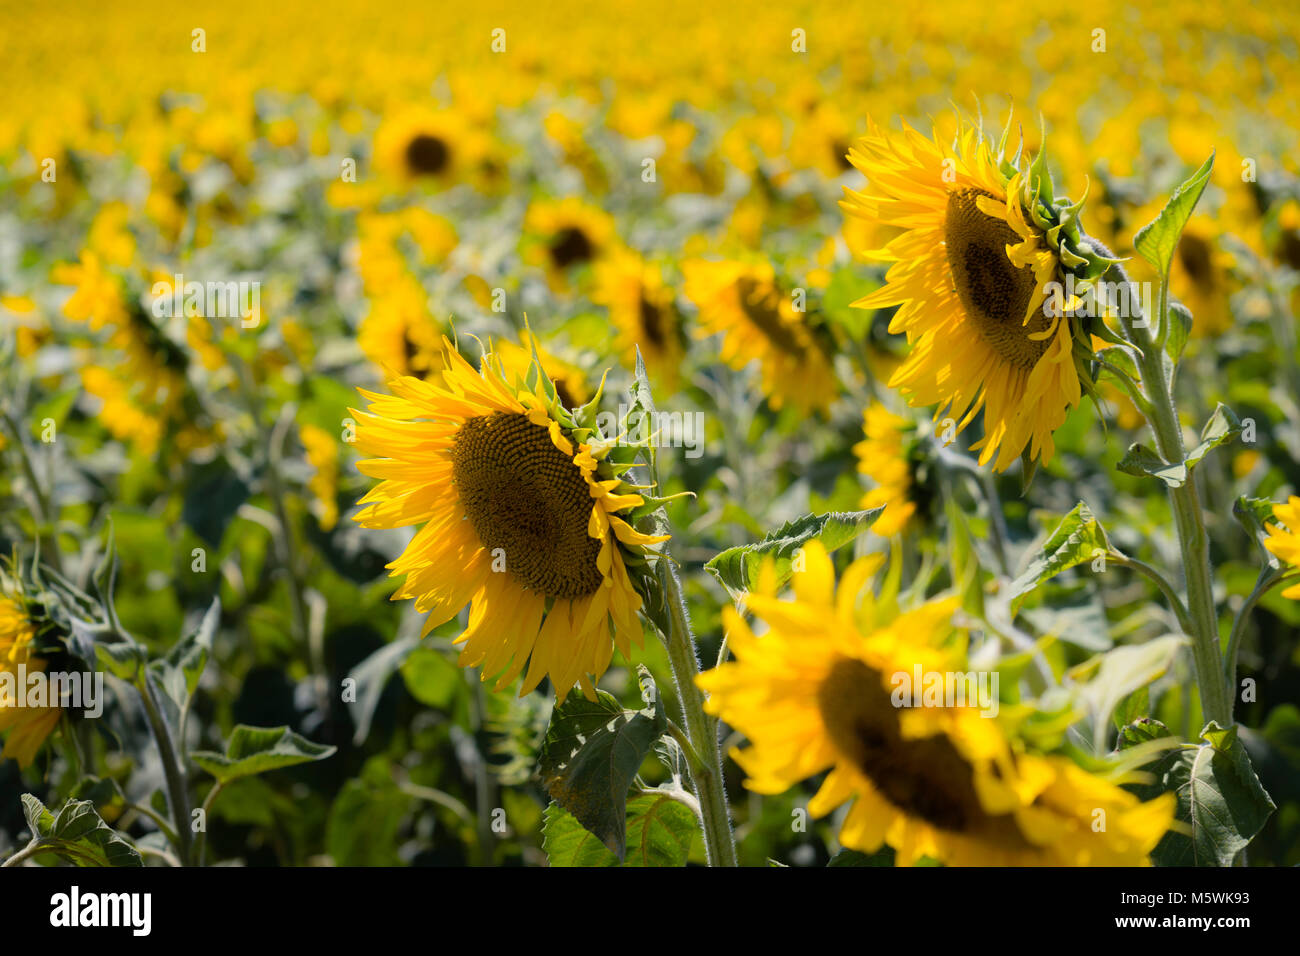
661, 559, 739, 867
1106, 257, 1232, 727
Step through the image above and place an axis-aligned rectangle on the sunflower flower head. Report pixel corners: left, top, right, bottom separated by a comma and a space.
842, 116, 1119, 473
1264, 496, 1300, 599
698, 541, 1175, 865
0, 575, 63, 768
683, 257, 838, 416
351, 335, 670, 700
853, 403, 926, 537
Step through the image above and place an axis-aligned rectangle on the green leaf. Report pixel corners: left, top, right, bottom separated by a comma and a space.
1005, 502, 1110, 612
192, 725, 336, 783
1112, 686, 1150, 732
1165, 301, 1192, 364
1018, 582, 1111, 652
1184, 404, 1242, 470
1119, 405, 1239, 488
820, 266, 876, 339
1145, 722, 1275, 867
181, 457, 250, 548
93, 636, 147, 681
149, 597, 220, 717
326, 773, 411, 866
1076, 634, 1185, 742
1118, 716, 1174, 750
401, 646, 462, 710
704, 508, 883, 598
537, 686, 667, 861
542, 793, 696, 867
18, 795, 143, 868
345, 635, 421, 744
1134, 151, 1216, 276
1117, 443, 1187, 487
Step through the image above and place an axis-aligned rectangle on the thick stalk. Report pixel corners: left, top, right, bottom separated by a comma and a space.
138, 673, 194, 864
661, 560, 739, 867
1120, 266, 1232, 727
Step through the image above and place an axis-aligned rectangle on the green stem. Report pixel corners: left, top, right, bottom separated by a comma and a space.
661, 559, 739, 867
137, 672, 194, 864
1, 842, 46, 867
1224, 567, 1293, 719
1114, 261, 1232, 727
1107, 551, 1194, 636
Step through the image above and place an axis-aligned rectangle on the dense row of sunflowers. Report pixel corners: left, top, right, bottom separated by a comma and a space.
2, 2, 1299, 868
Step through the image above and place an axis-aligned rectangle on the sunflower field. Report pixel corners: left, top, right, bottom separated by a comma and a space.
2, 0, 1300, 881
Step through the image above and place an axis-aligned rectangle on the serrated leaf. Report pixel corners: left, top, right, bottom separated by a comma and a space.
1185, 403, 1241, 470
1165, 301, 1192, 364
192, 725, 336, 783
1118, 716, 1174, 750
1006, 502, 1110, 611
17, 795, 143, 868
1146, 722, 1275, 867
1134, 151, 1216, 276
1120, 406, 1239, 487
537, 687, 666, 861
542, 794, 695, 867
1117, 443, 1186, 487
704, 508, 883, 597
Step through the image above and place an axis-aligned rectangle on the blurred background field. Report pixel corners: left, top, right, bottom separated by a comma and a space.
2, 1, 1299, 865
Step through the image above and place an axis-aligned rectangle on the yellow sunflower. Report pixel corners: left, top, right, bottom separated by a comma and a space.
373, 106, 478, 186
593, 248, 684, 387
842, 119, 1108, 472
1264, 496, 1300, 599
351, 337, 668, 699
1170, 217, 1235, 339
357, 278, 445, 380
698, 541, 1176, 866
0, 596, 62, 768
522, 198, 616, 293
683, 258, 838, 416
300, 423, 340, 532
854, 403, 917, 536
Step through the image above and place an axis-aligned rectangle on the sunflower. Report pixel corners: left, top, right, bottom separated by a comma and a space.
854, 403, 918, 536
0, 596, 62, 768
374, 106, 473, 185
682, 258, 838, 415
698, 541, 1176, 866
522, 198, 616, 293
842, 119, 1111, 472
351, 337, 668, 698
357, 278, 445, 380
1170, 217, 1235, 338
300, 423, 340, 532
1264, 496, 1300, 599
593, 248, 684, 387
